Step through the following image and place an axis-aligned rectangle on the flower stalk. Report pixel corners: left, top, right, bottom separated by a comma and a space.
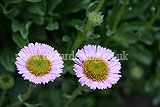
70, 0, 105, 53
64, 85, 84, 107
144, 7, 160, 33
11, 83, 36, 107
112, 0, 128, 31
0, 89, 6, 107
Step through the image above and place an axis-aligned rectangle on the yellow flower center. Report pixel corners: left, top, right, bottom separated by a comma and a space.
82, 57, 109, 81
26, 55, 51, 77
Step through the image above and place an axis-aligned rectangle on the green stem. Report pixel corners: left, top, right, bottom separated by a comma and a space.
11, 83, 35, 107
96, 0, 105, 12
0, 90, 6, 107
112, 0, 128, 31
144, 8, 160, 32
64, 85, 84, 107
70, 0, 105, 53
70, 21, 91, 52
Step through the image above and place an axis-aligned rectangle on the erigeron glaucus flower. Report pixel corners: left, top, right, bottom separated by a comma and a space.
15, 43, 64, 84
73, 45, 121, 90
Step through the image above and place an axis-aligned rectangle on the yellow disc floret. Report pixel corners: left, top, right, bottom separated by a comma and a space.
82, 57, 109, 81
26, 55, 51, 77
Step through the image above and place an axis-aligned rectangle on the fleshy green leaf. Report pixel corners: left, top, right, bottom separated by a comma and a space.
27, 1, 45, 16
0, 47, 15, 72
46, 21, 59, 31
55, 0, 90, 15
0, 4, 20, 18
18, 94, 23, 102
12, 20, 33, 39
0, 4, 13, 14
25, 0, 42, 3
47, 0, 62, 15
75, 25, 84, 33
62, 35, 71, 42
140, 33, 153, 45
89, 34, 101, 40
12, 33, 29, 48
24, 102, 41, 107
6, 0, 23, 3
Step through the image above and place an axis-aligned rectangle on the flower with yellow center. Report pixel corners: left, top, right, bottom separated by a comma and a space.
73, 45, 121, 90
15, 43, 64, 84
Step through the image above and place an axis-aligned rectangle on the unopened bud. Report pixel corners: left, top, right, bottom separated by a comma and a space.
88, 11, 104, 26
0, 74, 14, 90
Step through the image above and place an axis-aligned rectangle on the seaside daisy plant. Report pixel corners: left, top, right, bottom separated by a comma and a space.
15, 43, 64, 84
73, 45, 121, 90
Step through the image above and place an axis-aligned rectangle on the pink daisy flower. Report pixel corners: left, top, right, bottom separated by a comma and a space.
15, 43, 64, 84
73, 45, 121, 90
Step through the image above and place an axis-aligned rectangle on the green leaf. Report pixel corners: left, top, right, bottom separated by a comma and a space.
122, 1, 151, 20
25, 0, 42, 3
12, 20, 33, 39
112, 31, 139, 47
89, 34, 101, 40
27, 1, 45, 16
64, 19, 82, 28
6, 0, 23, 3
128, 45, 152, 65
118, 21, 146, 32
46, 21, 59, 31
55, 0, 90, 15
140, 33, 153, 45
24, 102, 41, 107
18, 94, 23, 102
12, 33, 29, 48
47, 0, 62, 15
75, 25, 84, 33
62, 35, 71, 42
106, 25, 115, 36
0, 4, 20, 18
30, 14, 44, 25
85, 30, 93, 40
0, 47, 15, 72
0, 4, 13, 14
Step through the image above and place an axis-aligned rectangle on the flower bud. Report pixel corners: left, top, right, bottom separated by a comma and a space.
88, 11, 104, 26
130, 66, 143, 79
0, 74, 14, 90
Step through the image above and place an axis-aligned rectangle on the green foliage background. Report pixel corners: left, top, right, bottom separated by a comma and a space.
0, 0, 160, 107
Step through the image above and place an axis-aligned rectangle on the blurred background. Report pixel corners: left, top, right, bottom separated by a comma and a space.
0, 0, 160, 107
